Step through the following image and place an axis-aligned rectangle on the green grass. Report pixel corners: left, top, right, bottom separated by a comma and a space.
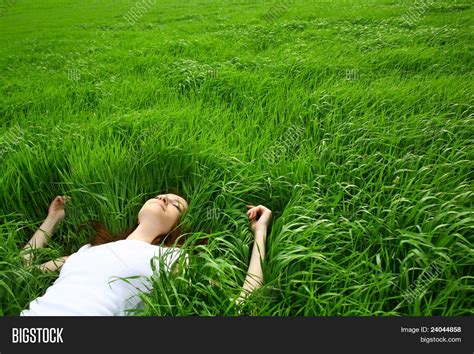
0, 0, 472, 316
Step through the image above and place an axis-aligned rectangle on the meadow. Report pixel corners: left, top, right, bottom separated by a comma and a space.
0, 0, 472, 316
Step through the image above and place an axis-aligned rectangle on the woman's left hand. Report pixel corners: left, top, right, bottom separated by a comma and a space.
48, 195, 71, 221
246, 204, 272, 233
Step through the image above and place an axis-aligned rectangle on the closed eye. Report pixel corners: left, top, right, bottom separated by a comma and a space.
155, 195, 182, 213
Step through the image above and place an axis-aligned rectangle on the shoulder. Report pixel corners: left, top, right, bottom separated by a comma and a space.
152, 246, 188, 270
77, 243, 92, 253
157, 245, 187, 257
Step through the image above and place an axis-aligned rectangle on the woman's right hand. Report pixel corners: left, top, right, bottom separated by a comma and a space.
246, 205, 272, 233
47, 195, 71, 222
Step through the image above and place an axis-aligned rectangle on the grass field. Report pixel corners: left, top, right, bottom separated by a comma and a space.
0, 0, 472, 316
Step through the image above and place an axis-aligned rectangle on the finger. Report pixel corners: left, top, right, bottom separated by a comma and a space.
246, 205, 255, 209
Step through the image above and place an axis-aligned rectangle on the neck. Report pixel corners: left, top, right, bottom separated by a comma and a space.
126, 222, 161, 244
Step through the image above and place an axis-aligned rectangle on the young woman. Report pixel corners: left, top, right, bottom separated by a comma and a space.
20, 194, 272, 316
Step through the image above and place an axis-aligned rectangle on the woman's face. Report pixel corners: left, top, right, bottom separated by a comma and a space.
138, 193, 189, 235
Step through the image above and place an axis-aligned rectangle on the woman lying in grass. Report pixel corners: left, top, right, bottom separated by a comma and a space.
19, 194, 271, 316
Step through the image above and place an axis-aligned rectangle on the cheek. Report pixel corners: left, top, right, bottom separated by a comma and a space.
167, 210, 180, 225
167, 210, 179, 223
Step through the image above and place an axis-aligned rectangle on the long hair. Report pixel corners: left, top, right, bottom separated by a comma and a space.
78, 189, 208, 248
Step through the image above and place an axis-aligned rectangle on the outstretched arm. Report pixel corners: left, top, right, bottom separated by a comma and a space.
21, 196, 71, 269
21, 215, 61, 266
38, 256, 69, 272
236, 205, 272, 306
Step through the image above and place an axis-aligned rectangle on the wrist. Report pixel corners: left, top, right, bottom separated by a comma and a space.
253, 227, 267, 238
45, 214, 62, 225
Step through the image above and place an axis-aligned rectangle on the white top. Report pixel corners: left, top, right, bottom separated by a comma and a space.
20, 239, 186, 316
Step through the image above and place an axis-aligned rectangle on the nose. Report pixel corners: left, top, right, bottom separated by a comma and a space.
158, 195, 168, 205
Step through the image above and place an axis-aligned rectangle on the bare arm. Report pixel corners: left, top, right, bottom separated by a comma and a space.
20, 196, 71, 270
21, 215, 61, 266
236, 205, 272, 306
39, 256, 69, 272
237, 228, 266, 304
